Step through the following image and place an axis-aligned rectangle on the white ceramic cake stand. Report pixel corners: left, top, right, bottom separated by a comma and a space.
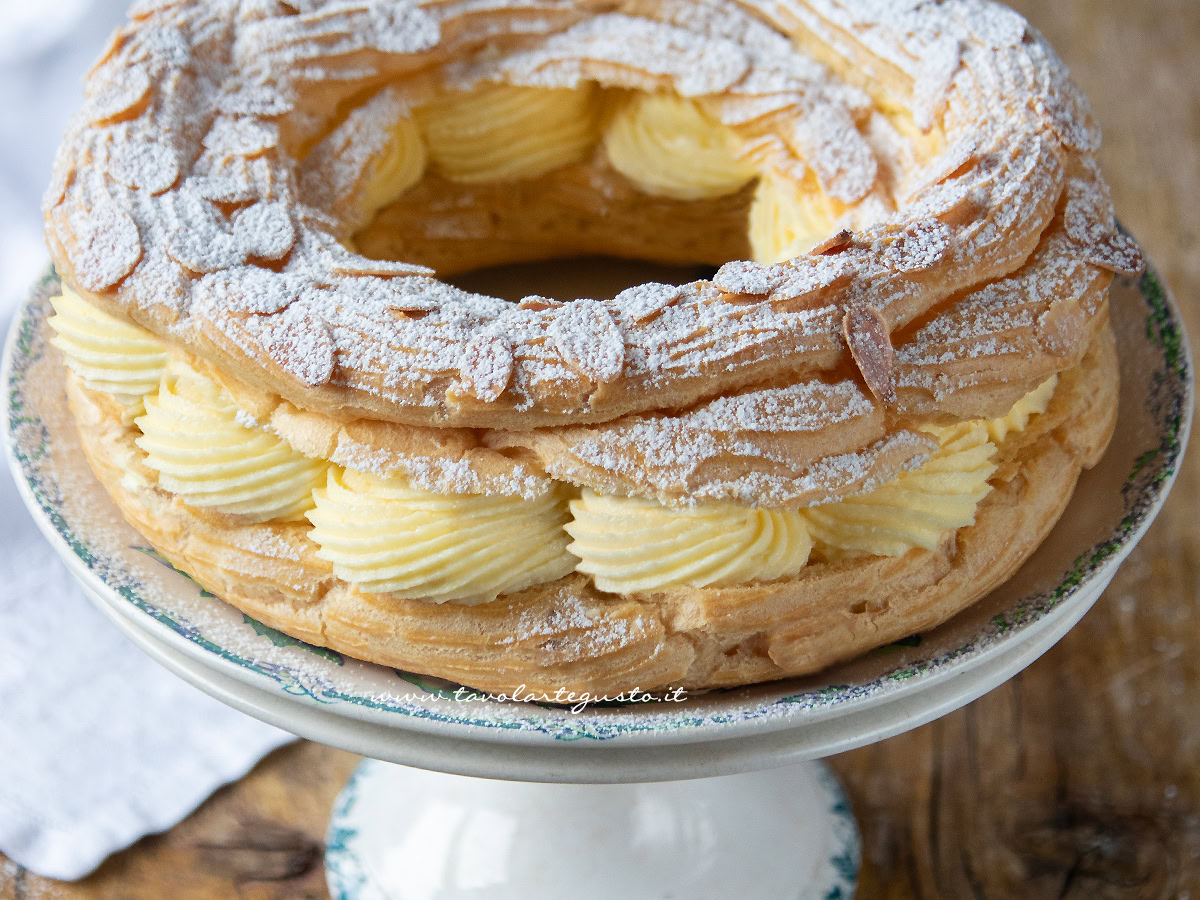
4, 259, 1190, 899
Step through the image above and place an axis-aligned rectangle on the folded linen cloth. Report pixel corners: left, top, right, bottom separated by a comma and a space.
0, 2, 295, 879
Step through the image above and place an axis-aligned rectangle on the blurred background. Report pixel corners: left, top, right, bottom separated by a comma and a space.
0, 1, 129, 317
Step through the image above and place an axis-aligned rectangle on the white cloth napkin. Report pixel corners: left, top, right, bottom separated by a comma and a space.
0, 430, 296, 881
0, 3, 296, 881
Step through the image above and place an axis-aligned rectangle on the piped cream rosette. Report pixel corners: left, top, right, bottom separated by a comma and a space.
358, 115, 426, 215
49, 270, 1059, 602
134, 358, 328, 523
802, 420, 999, 560
566, 376, 1057, 587
306, 468, 576, 604
48, 286, 168, 420
416, 82, 601, 183
343, 79, 862, 268
598, 90, 856, 263
602, 92, 756, 201
565, 493, 812, 592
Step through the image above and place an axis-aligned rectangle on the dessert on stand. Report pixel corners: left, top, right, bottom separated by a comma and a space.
16, 0, 1189, 894
6, 261, 1187, 897
45, 0, 1141, 691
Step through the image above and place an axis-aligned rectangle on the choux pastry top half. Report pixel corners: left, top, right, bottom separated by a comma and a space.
42, 0, 1138, 694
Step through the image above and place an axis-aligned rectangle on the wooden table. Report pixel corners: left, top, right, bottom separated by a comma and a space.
2, 1, 1197, 897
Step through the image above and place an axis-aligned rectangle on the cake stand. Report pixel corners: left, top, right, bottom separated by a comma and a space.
5, 259, 1189, 899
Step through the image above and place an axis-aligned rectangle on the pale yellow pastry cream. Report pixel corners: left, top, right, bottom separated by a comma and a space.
602, 93, 755, 200
804, 377, 1058, 559
571, 378, 1057, 588
48, 286, 168, 414
306, 468, 577, 603
415, 83, 600, 183
987, 374, 1058, 443
135, 359, 327, 522
359, 115, 426, 214
748, 172, 845, 264
803, 420, 998, 559
565, 490, 812, 592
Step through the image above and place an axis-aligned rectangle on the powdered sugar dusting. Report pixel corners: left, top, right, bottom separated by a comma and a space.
63, 199, 142, 292
256, 304, 336, 387
713, 260, 779, 296
163, 183, 247, 274
86, 61, 152, 124
493, 377, 940, 507
480, 14, 751, 96
234, 201, 296, 262
615, 283, 686, 323
912, 37, 961, 132
195, 267, 304, 316
42, 0, 1129, 471
108, 140, 180, 195
204, 116, 280, 159
875, 219, 952, 273
460, 332, 514, 402
1063, 162, 1145, 275
788, 102, 878, 203
549, 300, 625, 384
331, 440, 552, 500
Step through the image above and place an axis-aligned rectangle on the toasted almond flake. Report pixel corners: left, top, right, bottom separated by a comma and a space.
810, 229, 853, 255
843, 307, 897, 406
234, 201, 296, 261
87, 63, 151, 124
615, 283, 686, 323
108, 141, 180, 194
1083, 231, 1145, 275
518, 296, 565, 312
461, 332, 515, 402
65, 202, 143, 292
713, 260, 778, 296
550, 300, 625, 384
262, 304, 336, 387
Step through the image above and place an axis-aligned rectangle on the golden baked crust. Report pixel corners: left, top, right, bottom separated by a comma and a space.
64, 321, 1117, 694
44, 0, 1139, 436
45, 0, 1137, 693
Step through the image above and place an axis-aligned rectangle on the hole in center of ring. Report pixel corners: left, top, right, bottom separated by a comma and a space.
444, 257, 718, 304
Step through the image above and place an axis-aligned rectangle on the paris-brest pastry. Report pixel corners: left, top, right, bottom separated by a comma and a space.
44, 0, 1142, 694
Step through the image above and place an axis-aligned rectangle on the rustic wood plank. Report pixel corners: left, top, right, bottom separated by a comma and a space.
833, 3, 1200, 896
0, 743, 356, 899
1, 1, 1196, 897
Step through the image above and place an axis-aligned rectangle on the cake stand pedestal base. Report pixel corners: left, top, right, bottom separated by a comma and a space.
325, 759, 860, 899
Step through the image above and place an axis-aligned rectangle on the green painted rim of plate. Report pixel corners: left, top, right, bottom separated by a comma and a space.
3, 264, 1190, 741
